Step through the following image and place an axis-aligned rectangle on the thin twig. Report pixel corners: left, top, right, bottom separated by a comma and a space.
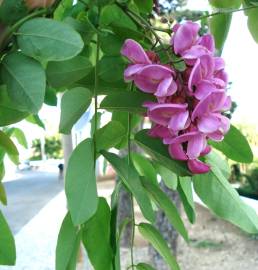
194, 5, 258, 21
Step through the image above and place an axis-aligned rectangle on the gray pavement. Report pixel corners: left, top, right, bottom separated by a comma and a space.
0, 170, 63, 234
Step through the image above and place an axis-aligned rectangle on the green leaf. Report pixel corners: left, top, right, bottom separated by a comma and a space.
17, 18, 84, 62
82, 198, 113, 270
98, 56, 125, 82
99, 32, 124, 56
247, 8, 258, 43
95, 121, 126, 152
138, 223, 180, 270
0, 130, 19, 165
0, 163, 5, 181
1, 52, 46, 113
46, 56, 93, 88
59, 87, 92, 134
210, 13, 232, 54
134, 130, 191, 177
101, 151, 155, 223
111, 111, 141, 149
136, 263, 156, 270
0, 0, 27, 25
0, 211, 16, 265
131, 153, 157, 185
44, 88, 57, 106
65, 138, 98, 225
209, 125, 253, 163
94, 0, 113, 6
56, 212, 81, 270
142, 178, 188, 242
100, 91, 155, 114
209, 0, 241, 8
110, 24, 145, 41
100, 4, 137, 30
193, 167, 258, 234
155, 163, 177, 190
0, 86, 28, 126
26, 114, 45, 129
134, 0, 153, 13
63, 16, 96, 44
0, 183, 7, 206
205, 151, 230, 179
10, 128, 28, 149
178, 177, 195, 224
54, 0, 73, 20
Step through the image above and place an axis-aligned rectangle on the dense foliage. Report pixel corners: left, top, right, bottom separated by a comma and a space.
0, 0, 258, 269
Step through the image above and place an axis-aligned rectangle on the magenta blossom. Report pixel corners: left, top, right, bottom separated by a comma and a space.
172, 22, 215, 65
171, 21, 200, 55
192, 91, 231, 141
121, 21, 231, 174
121, 39, 178, 98
144, 102, 190, 132
167, 131, 211, 174
188, 54, 216, 99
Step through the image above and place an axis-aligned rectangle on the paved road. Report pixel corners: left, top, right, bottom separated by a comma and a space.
0, 170, 63, 234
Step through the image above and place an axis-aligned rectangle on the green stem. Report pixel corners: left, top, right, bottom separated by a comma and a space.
0, 9, 48, 51
194, 5, 258, 21
130, 193, 135, 270
127, 264, 137, 270
0, 0, 64, 52
127, 83, 135, 270
118, 4, 174, 64
93, 34, 100, 164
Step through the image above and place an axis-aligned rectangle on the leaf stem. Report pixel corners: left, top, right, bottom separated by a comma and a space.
116, 3, 174, 64
194, 5, 258, 21
93, 33, 100, 164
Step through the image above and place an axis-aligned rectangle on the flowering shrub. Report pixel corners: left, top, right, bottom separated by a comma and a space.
0, 1, 257, 269
121, 21, 231, 174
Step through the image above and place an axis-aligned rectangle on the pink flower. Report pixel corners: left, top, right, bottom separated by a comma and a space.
144, 102, 190, 132
171, 21, 200, 55
167, 131, 210, 174
148, 124, 175, 140
188, 54, 216, 99
121, 39, 151, 65
133, 65, 177, 98
121, 39, 178, 98
121, 21, 231, 175
171, 23, 215, 65
192, 91, 231, 141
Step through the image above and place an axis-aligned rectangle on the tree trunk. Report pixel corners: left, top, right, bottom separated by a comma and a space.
116, 148, 132, 247
149, 181, 180, 270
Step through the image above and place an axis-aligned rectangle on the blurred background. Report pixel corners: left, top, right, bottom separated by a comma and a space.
1, 0, 258, 269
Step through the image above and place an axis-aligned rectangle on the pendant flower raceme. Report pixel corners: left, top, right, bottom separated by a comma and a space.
121, 21, 231, 174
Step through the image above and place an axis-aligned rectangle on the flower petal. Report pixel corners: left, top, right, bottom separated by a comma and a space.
172, 21, 200, 54
192, 91, 227, 119
155, 77, 173, 97
168, 110, 189, 131
187, 159, 210, 174
168, 143, 188, 160
195, 80, 216, 100
124, 64, 145, 81
121, 39, 151, 64
197, 114, 221, 133
187, 133, 206, 159
198, 34, 215, 53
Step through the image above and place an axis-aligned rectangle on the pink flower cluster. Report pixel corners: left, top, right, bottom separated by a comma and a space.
121, 21, 231, 174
